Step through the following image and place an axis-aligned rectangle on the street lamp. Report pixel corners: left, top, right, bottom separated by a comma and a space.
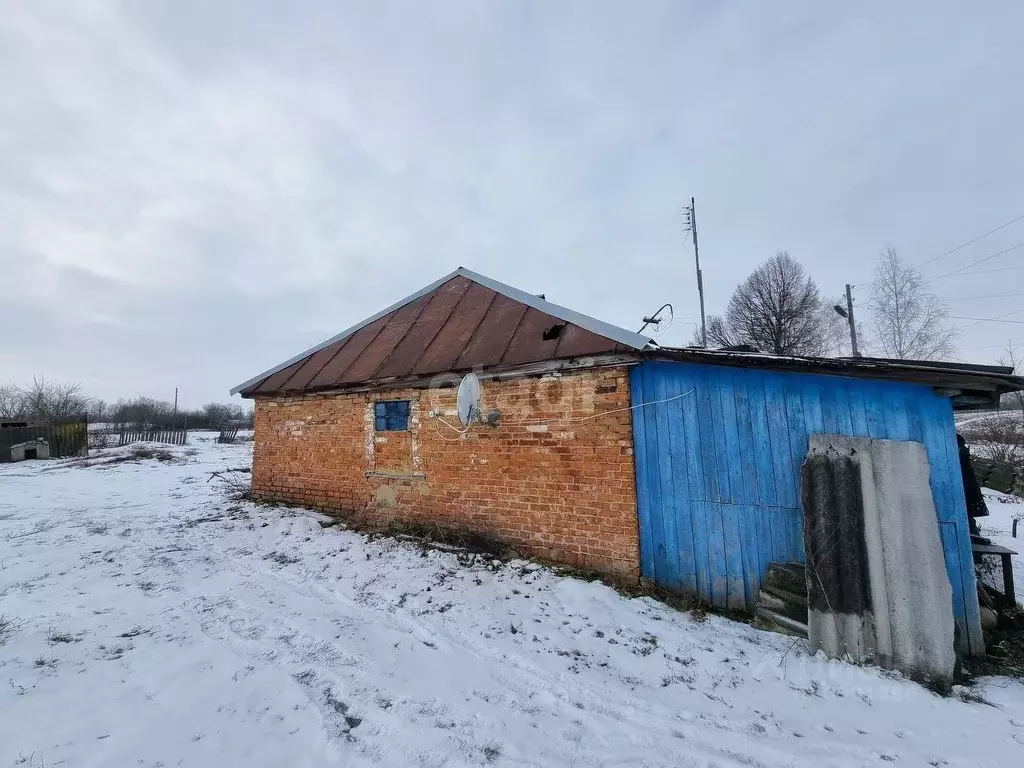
835, 286, 859, 357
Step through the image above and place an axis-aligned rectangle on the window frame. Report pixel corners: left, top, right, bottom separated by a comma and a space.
374, 400, 411, 432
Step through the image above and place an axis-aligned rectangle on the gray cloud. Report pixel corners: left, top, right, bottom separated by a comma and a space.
2, 1, 1022, 406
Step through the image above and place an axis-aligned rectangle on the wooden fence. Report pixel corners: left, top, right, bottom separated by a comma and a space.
0, 422, 88, 462
118, 428, 189, 447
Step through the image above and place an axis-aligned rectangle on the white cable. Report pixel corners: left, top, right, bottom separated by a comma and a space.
435, 415, 471, 435
428, 387, 696, 433
499, 387, 696, 426
432, 419, 469, 442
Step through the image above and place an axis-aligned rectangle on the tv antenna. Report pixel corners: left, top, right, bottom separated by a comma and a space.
638, 303, 674, 335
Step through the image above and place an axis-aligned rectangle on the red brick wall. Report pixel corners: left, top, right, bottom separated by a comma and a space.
251, 366, 640, 577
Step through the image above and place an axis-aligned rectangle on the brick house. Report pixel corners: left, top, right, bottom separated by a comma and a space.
233, 268, 652, 577
234, 268, 1022, 655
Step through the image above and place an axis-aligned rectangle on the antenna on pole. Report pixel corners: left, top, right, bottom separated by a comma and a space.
682, 197, 707, 347
638, 303, 674, 335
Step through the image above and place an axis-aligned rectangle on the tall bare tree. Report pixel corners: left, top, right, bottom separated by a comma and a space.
0, 377, 88, 422
16, 377, 88, 422
695, 252, 842, 355
696, 315, 736, 348
868, 247, 956, 360
0, 385, 23, 420
997, 341, 1024, 420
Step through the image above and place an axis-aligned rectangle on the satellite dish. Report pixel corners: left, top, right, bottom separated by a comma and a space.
456, 373, 481, 427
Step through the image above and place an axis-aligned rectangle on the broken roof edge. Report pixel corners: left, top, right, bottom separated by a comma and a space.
229, 267, 653, 396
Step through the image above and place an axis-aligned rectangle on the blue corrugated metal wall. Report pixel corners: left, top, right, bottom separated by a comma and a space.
630, 360, 983, 655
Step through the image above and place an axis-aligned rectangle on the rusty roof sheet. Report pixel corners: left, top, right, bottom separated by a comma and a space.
232, 268, 652, 397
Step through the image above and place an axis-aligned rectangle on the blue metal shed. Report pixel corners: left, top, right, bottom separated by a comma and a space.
630, 359, 985, 655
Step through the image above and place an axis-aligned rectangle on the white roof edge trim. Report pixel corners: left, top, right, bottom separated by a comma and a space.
230, 267, 652, 395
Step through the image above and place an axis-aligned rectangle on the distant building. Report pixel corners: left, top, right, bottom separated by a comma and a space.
9, 438, 49, 461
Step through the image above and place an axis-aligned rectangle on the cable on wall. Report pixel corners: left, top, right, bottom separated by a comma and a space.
431, 387, 697, 435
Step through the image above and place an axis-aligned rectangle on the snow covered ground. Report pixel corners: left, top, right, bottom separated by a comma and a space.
980, 488, 1024, 605
955, 409, 1023, 429
2, 436, 1024, 767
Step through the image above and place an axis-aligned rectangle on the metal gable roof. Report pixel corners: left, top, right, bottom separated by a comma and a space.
231, 267, 652, 397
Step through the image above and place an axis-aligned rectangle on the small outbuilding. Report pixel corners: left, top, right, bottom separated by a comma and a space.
9, 438, 50, 462
233, 267, 1024, 659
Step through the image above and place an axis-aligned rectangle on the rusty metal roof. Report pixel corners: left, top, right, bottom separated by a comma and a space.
232, 268, 652, 397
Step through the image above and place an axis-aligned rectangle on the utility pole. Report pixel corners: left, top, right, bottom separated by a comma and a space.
844, 284, 859, 357
683, 197, 708, 347
173, 387, 178, 427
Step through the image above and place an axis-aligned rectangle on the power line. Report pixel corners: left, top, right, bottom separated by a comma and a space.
951, 309, 1024, 328
916, 212, 1024, 268
855, 287, 1022, 314
951, 316, 1024, 325
850, 213, 1024, 287
966, 342, 1023, 349
944, 292, 1024, 302
926, 241, 1024, 282
954, 308, 1023, 330
927, 264, 1024, 281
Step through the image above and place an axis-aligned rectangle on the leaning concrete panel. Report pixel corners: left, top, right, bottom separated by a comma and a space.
804, 434, 955, 685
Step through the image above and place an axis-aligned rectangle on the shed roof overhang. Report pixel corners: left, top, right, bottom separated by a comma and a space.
645, 347, 1024, 411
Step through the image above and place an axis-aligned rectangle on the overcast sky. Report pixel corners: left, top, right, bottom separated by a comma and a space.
3, 1, 1023, 407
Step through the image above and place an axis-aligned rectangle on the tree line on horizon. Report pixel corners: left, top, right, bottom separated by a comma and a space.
0, 378, 254, 430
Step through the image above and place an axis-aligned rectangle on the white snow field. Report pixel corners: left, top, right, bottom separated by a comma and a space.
1, 436, 1023, 767
980, 489, 1024, 605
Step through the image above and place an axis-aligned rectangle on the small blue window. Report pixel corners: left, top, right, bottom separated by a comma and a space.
374, 400, 410, 431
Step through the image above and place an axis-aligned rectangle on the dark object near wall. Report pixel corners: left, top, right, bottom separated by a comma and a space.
957, 434, 989, 520
802, 449, 873, 616
755, 562, 809, 636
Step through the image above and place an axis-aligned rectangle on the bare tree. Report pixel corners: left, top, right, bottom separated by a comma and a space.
695, 252, 840, 355
87, 398, 108, 424
0, 377, 87, 423
201, 402, 245, 427
109, 396, 174, 429
690, 315, 736, 348
997, 341, 1024, 420
18, 377, 88, 422
868, 247, 956, 360
0, 384, 25, 420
